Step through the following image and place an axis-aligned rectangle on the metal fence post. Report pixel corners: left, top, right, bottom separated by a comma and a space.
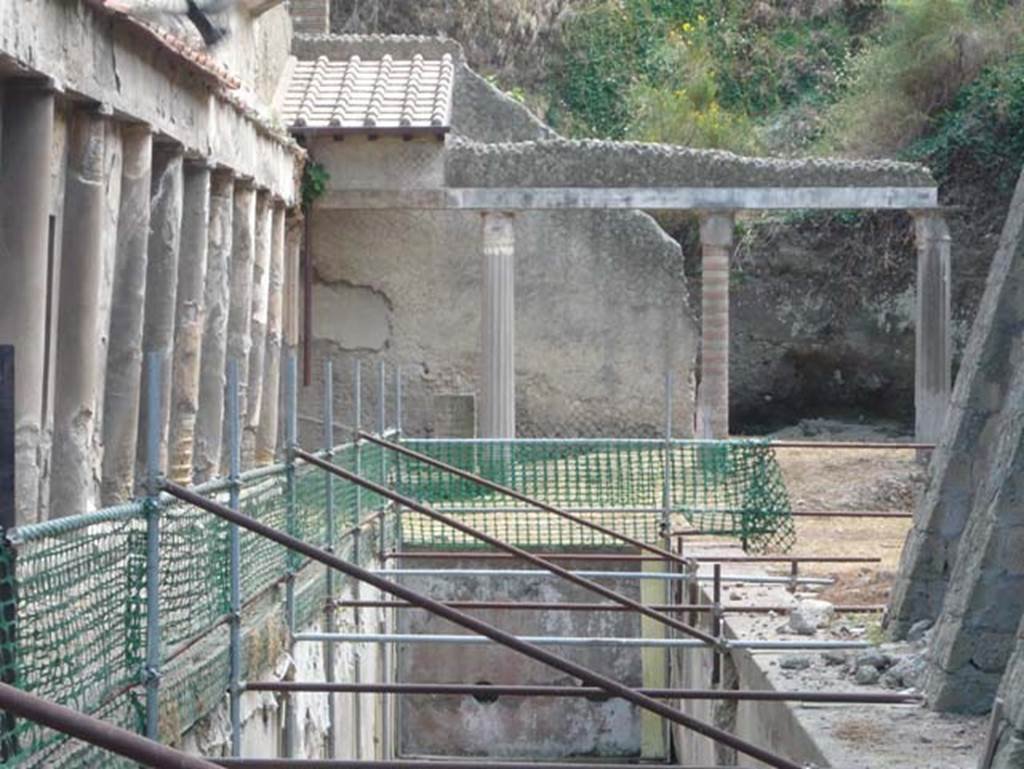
226, 360, 242, 756
352, 359, 362, 759
283, 351, 298, 757
323, 358, 337, 758
0, 346, 17, 759
377, 359, 391, 758
395, 365, 403, 439
662, 370, 673, 539
377, 361, 387, 558
144, 352, 163, 742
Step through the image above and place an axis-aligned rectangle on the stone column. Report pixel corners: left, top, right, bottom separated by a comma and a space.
93, 120, 124, 489
50, 110, 108, 517
914, 212, 952, 443
244, 192, 272, 466
222, 182, 257, 472
480, 212, 516, 438
167, 162, 211, 484
0, 83, 55, 524
696, 213, 734, 439
193, 171, 234, 483
136, 145, 185, 483
101, 125, 152, 504
283, 212, 303, 350
257, 204, 287, 465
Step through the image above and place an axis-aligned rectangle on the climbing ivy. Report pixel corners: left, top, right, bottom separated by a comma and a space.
301, 161, 330, 208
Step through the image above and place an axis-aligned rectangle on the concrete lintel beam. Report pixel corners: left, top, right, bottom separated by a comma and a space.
319, 186, 939, 212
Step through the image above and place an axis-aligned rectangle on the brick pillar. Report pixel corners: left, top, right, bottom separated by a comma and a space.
696, 213, 735, 438
291, 0, 330, 35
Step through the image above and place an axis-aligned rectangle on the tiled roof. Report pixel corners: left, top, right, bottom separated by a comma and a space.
278, 53, 455, 133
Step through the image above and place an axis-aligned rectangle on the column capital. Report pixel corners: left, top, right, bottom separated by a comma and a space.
698, 211, 736, 247
912, 210, 952, 243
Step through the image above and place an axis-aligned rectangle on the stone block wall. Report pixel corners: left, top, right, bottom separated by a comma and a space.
890, 165, 1024, 726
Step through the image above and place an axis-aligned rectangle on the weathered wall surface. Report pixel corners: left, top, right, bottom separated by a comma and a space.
989, 618, 1024, 769
395, 555, 647, 758
301, 37, 697, 438
0, 1, 299, 203
181, 539, 392, 760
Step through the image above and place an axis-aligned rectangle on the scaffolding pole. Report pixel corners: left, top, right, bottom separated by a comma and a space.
228, 359, 243, 756
143, 352, 162, 743
323, 359, 337, 758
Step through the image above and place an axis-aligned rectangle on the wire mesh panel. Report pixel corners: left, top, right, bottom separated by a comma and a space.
394, 438, 795, 552
0, 506, 147, 766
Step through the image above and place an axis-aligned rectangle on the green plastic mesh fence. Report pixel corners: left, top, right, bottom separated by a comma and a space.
394, 439, 795, 552
0, 433, 791, 765
0, 504, 146, 766
0, 437, 399, 766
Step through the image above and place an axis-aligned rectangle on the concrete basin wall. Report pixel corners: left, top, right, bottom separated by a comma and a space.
394, 552, 666, 759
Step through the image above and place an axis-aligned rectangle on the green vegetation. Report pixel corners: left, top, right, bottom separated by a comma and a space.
301, 161, 330, 208
908, 51, 1024, 195
543, 0, 1024, 165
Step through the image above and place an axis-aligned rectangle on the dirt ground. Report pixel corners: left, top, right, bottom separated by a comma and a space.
768, 441, 926, 605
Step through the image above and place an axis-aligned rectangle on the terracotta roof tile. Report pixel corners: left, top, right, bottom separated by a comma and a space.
278, 53, 455, 133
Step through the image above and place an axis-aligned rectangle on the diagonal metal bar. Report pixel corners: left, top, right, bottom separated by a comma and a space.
295, 448, 717, 646
0, 682, 221, 769
358, 432, 691, 568
161, 480, 805, 769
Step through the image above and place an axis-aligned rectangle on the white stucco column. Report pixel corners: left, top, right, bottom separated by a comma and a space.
193, 171, 234, 483
223, 181, 257, 472
167, 161, 212, 484
136, 145, 185, 482
913, 212, 952, 443
480, 212, 516, 438
101, 124, 153, 504
0, 82, 55, 524
244, 192, 273, 466
696, 212, 735, 439
50, 110, 108, 517
257, 203, 287, 465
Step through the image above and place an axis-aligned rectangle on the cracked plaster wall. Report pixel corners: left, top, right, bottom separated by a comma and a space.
304, 40, 697, 438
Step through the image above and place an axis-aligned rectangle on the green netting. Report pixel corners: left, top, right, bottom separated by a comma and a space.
0, 505, 146, 766
395, 439, 795, 552
0, 433, 792, 765
0, 439, 397, 766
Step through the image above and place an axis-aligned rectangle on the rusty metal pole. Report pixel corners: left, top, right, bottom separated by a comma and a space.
712, 564, 722, 688
161, 480, 804, 769
0, 682, 222, 769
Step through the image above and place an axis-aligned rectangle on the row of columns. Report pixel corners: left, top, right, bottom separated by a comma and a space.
0, 80, 300, 523
478, 209, 952, 442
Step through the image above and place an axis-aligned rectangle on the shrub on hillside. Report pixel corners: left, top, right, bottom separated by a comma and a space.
822, 0, 1023, 156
